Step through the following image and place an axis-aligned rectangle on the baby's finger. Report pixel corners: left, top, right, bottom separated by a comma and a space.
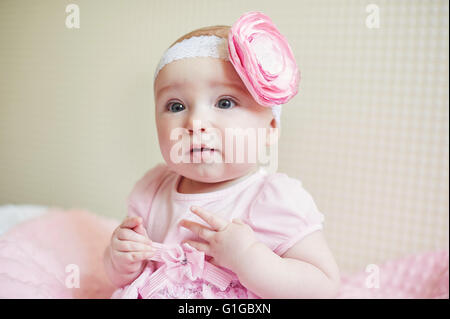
114, 250, 155, 265
111, 252, 153, 273
113, 239, 155, 253
183, 240, 210, 255
120, 216, 142, 229
179, 219, 215, 242
190, 206, 228, 231
116, 228, 152, 244
133, 223, 149, 238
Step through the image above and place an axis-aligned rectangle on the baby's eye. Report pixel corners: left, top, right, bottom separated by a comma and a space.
167, 102, 185, 113
216, 98, 236, 109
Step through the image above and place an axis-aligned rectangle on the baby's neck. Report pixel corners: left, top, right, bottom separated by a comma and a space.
177, 168, 259, 194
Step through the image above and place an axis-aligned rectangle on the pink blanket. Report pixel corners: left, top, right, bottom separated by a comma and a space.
0, 209, 448, 299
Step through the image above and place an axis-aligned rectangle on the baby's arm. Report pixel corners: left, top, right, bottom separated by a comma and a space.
234, 230, 340, 299
104, 217, 156, 287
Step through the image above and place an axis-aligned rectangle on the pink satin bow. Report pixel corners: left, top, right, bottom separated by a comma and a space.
160, 242, 205, 282
138, 242, 234, 299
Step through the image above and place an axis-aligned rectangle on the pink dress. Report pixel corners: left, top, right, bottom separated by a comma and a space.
111, 163, 325, 299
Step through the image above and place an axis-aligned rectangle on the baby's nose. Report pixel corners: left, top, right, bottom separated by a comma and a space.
187, 118, 208, 135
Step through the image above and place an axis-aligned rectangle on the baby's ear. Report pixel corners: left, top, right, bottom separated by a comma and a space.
265, 117, 280, 146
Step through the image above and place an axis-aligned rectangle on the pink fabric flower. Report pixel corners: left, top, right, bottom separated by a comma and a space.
161, 243, 205, 282
228, 11, 300, 107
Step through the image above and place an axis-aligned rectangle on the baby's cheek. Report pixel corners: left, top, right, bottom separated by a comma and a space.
157, 138, 170, 156
158, 129, 181, 154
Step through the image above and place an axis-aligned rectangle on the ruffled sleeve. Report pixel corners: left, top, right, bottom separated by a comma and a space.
246, 173, 325, 256
126, 163, 169, 226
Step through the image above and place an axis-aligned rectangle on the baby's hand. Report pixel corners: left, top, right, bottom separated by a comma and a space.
109, 216, 156, 275
179, 206, 259, 272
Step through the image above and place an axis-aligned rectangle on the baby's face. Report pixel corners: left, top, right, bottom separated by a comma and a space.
154, 57, 276, 183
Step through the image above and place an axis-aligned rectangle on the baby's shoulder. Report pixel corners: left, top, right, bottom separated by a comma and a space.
246, 170, 325, 255
258, 170, 304, 194
252, 170, 317, 210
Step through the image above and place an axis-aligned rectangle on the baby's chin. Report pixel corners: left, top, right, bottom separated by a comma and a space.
168, 162, 254, 184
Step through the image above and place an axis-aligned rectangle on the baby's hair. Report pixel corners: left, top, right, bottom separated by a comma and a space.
168, 25, 231, 49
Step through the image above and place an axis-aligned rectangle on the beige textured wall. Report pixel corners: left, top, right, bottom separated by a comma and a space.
0, 0, 448, 273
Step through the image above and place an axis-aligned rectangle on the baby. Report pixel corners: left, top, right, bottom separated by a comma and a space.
104, 11, 340, 299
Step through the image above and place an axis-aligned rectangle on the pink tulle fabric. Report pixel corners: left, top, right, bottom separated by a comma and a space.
0, 209, 118, 298
0, 209, 448, 299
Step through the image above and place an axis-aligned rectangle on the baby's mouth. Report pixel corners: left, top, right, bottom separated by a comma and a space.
188, 144, 220, 161
189, 143, 218, 154
191, 147, 215, 153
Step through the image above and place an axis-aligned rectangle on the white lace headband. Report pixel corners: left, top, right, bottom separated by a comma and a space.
153, 35, 282, 125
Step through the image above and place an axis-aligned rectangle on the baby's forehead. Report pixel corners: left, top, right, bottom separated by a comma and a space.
154, 57, 245, 95
155, 79, 248, 98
